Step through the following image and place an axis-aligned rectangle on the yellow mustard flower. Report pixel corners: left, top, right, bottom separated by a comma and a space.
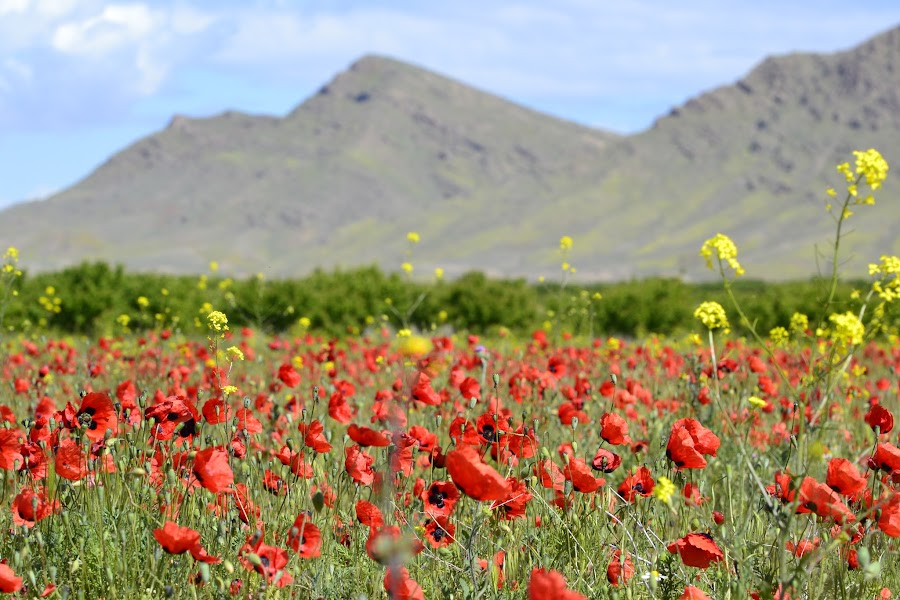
207, 310, 229, 332
653, 476, 675, 504
694, 301, 730, 332
699, 233, 744, 276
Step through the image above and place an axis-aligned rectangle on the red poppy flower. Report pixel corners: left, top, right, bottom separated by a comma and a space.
667, 418, 720, 469
0, 563, 22, 593
276, 446, 314, 478
235, 408, 263, 434
192, 447, 234, 493
277, 363, 301, 387
607, 550, 635, 586
878, 493, 900, 537
11, 486, 59, 527
666, 428, 708, 469
241, 542, 293, 587
145, 396, 198, 440
407, 425, 438, 452
298, 420, 333, 454
534, 459, 565, 491
421, 481, 461, 518
76, 392, 118, 442
490, 476, 532, 519
263, 469, 286, 495
448, 416, 482, 446
528, 568, 587, 600
348, 424, 391, 447
680, 586, 713, 600
384, 566, 425, 600
445, 445, 510, 502
826, 457, 867, 498
618, 466, 654, 502
389, 435, 417, 477
356, 500, 385, 528
154, 521, 201, 554
459, 376, 481, 401
870, 443, 900, 473
0, 428, 24, 471
667, 533, 725, 568
328, 391, 353, 423
423, 516, 455, 548
345, 444, 375, 486
201, 397, 233, 424
55, 438, 88, 481
599, 413, 631, 446
410, 373, 442, 406
475, 412, 509, 446
558, 402, 590, 426
785, 538, 819, 557
766, 470, 796, 504
564, 458, 604, 493
547, 356, 567, 379
286, 514, 322, 558
865, 403, 894, 434
797, 476, 855, 523
508, 423, 539, 459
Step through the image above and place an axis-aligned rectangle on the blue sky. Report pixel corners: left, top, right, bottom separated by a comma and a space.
1, 0, 898, 208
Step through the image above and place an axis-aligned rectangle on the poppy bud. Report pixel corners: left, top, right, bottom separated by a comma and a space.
312, 491, 325, 513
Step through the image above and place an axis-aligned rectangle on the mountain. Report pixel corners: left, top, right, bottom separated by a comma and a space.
1, 25, 899, 281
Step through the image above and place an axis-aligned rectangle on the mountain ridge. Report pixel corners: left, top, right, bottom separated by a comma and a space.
2, 25, 899, 281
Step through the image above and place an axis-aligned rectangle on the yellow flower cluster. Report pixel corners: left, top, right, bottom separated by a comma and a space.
38, 286, 62, 314
559, 236, 573, 251
2, 247, 21, 276
789, 312, 809, 335
748, 396, 767, 409
854, 149, 889, 190
653, 476, 675, 504
694, 301, 730, 332
826, 311, 865, 348
226, 346, 245, 361
207, 310, 229, 332
836, 149, 889, 206
769, 326, 789, 346
869, 255, 900, 302
699, 233, 745, 276
401, 262, 413, 274
407, 231, 420, 244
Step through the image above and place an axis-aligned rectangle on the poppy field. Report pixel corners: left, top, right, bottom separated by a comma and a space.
0, 150, 898, 600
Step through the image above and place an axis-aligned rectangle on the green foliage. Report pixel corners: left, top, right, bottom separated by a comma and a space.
0, 261, 878, 338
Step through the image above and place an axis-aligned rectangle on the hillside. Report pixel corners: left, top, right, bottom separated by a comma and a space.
1, 25, 899, 281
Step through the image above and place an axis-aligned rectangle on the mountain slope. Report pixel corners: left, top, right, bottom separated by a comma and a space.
1, 26, 899, 281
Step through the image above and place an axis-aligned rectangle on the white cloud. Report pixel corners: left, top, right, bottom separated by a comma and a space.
36, 0, 76, 18
52, 4, 160, 56
0, 0, 29, 16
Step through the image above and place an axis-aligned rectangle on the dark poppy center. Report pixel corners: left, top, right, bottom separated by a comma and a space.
178, 420, 197, 438
432, 528, 445, 541
428, 490, 446, 508
480, 425, 496, 442
634, 483, 645, 494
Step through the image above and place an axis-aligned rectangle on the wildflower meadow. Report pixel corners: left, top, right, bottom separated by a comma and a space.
1, 150, 899, 599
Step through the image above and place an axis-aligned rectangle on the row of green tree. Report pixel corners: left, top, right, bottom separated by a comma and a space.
0, 262, 875, 338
